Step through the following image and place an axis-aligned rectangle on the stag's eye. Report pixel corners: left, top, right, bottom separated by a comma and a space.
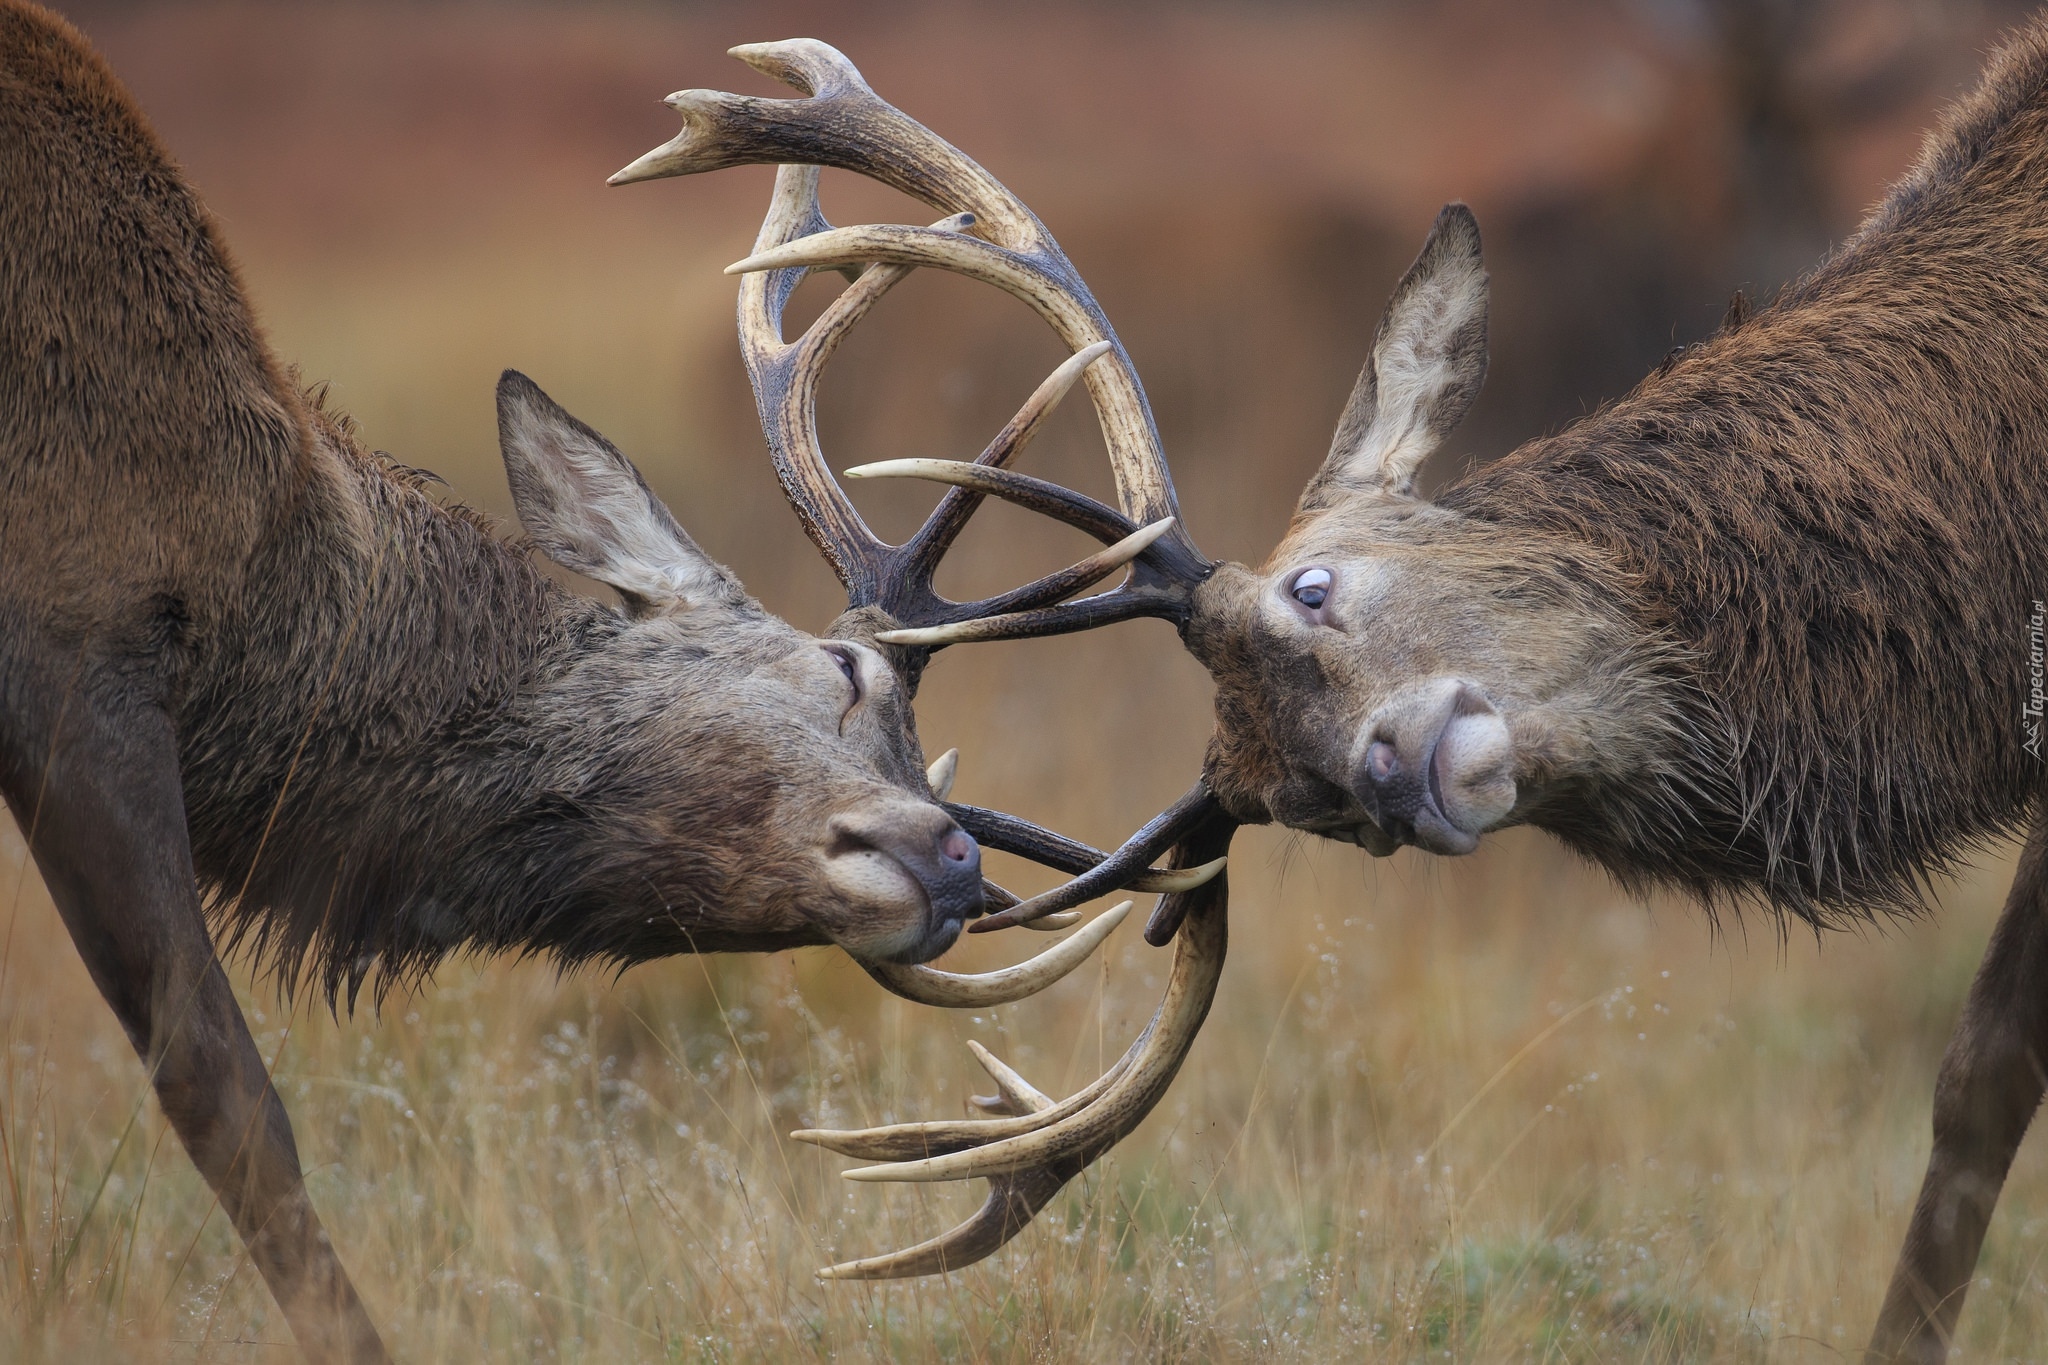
1288, 566, 1334, 614
823, 644, 863, 708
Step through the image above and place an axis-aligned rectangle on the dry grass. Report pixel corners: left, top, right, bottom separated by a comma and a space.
6, 812, 2044, 1363
11, 3, 2048, 1360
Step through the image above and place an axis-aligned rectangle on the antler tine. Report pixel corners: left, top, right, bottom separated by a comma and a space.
935, 752, 1222, 941
948, 801, 1226, 897
815, 1167, 1076, 1281
799, 806, 1238, 1278
896, 341, 1116, 580
612, 40, 1049, 248
860, 900, 1132, 1008
969, 782, 1221, 932
724, 163, 905, 601
849, 456, 1138, 548
813, 1042, 1074, 1281
721, 218, 1207, 587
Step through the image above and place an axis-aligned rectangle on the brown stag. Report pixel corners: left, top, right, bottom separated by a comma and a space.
623, 24, 2048, 1361
0, 3, 1217, 1359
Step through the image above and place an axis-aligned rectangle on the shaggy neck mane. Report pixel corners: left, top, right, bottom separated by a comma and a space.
175, 394, 664, 1005
1442, 19, 2048, 924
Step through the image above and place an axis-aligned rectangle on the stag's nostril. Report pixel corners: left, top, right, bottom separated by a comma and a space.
1367, 741, 1398, 783
940, 828, 975, 866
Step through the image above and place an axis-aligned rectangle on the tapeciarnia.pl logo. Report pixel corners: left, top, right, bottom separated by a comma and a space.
2027, 599, 2046, 760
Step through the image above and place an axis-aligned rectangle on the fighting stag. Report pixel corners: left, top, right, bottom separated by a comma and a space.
655, 25, 2048, 1365
0, 4, 1208, 1359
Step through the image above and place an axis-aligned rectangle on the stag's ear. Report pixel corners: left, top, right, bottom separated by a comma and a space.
495, 371, 742, 614
1302, 203, 1488, 508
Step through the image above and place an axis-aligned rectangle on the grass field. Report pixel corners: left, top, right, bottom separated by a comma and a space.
9, 3, 2048, 1360
5, 812, 2041, 1362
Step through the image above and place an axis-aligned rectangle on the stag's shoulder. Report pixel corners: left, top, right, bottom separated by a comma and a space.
1, 0, 311, 623
0, 2, 171, 204
1857, 15, 2048, 239
0, 0, 286, 391
1, 2, 120, 100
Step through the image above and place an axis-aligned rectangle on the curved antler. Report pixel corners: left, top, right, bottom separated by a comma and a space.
796, 802, 1237, 1278
614, 35, 1233, 933
860, 898, 1131, 1008
611, 38, 1212, 648
613, 47, 1240, 1275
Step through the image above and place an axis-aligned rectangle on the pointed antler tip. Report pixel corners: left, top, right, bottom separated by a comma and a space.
926, 747, 959, 802
1134, 515, 1176, 545
873, 625, 945, 645
842, 458, 949, 481
725, 39, 796, 70
1151, 854, 1226, 893
727, 38, 868, 98
609, 146, 677, 186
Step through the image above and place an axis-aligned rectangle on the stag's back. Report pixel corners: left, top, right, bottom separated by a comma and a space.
0, 0, 306, 658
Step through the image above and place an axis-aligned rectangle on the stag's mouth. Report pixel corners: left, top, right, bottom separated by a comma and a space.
1359, 748, 1477, 855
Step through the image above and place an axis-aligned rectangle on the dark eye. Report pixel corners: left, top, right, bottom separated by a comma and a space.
824, 644, 861, 700
1289, 566, 1334, 612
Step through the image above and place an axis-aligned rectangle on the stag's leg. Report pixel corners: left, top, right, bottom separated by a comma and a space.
1868, 809, 2048, 1364
0, 671, 387, 1364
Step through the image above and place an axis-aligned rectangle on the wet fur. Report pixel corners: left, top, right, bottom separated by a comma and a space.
1436, 20, 2048, 923
181, 400, 832, 1004
0, 1, 914, 1006
1193, 20, 2048, 931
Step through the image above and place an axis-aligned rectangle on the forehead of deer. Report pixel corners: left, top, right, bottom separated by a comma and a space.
821, 603, 898, 647
1263, 499, 1443, 578
607, 603, 810, 676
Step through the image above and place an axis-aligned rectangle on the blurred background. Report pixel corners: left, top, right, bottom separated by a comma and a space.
6, 0, 2048, 1359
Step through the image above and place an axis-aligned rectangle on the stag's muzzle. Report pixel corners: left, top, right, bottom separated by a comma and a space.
826, 805, 983, 962
1353, 678, 1516, 854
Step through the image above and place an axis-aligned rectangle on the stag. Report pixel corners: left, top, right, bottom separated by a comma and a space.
623, 24, 2048, 1361
0, 4, 1217, 1359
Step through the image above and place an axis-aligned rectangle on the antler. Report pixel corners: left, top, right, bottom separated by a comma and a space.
794, 803, 1236, 1279
613, 41, 1231, 917
845, 755, 1219, 1012
612, 42, 1243, 1276
610, 39, 1213, 648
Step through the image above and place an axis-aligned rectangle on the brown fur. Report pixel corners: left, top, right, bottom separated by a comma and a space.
0, 5, 982, 1356
1446, 21, 2048, 918
1183, 19, 2048, 1360
1, 0, 972, 997
1197, 23, 2048, 923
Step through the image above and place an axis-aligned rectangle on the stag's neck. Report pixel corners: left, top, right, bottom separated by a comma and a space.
174, 404, 729, 1003
1442, 30, 2048, 918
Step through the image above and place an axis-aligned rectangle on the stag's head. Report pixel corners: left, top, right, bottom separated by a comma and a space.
494, 371, 982, 965
1182, 208, 1655, 856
